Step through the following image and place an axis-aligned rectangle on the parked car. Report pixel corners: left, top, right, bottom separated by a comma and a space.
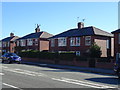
114, 54, 120, 78
1, 53, 21, 64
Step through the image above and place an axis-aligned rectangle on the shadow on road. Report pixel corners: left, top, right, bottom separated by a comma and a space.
85, 77, 120, 85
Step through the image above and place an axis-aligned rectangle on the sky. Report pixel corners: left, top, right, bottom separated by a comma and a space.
1, 2, 118, 39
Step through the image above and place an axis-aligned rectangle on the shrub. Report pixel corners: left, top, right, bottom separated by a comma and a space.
89, 43, 102, 58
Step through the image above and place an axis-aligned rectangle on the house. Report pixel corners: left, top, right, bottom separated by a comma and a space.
112, 29, 120, 57
1, 33, 19, 53
49, 22, 114, 57
16, 24, 53, 52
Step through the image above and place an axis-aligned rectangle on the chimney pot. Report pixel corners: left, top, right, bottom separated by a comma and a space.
78, 22, 84, 29
10, 33, 14, 37
35, 24, 40, 33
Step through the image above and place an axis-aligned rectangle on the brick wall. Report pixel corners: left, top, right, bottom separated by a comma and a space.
114, 33, 120, 56
22, 57, 113, 69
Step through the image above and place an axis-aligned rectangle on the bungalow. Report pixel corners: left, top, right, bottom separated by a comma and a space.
1, 33, 19, 53
49, 22, 114, 57
16, 24, 53, 52
112, 29, 120, 57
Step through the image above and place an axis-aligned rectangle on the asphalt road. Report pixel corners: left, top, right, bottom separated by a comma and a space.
1, 61, 120, 89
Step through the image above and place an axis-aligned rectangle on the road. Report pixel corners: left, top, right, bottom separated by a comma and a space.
0, 61, 120, 89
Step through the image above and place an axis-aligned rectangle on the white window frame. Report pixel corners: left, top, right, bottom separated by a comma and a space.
0, 41, 2, 47
70, 37, 75, 46
27, 39, 33, 46
118, 33, 120, 44
51, 39, 55, 47
20, 40, 26, 46
3, 42, 6, 47
76, 51, 80, 56
76, 37, 81, 46
7, 42, 10, 47
58, 37, 66, 46
17, 41, 19, 46
107, 39, 109, 49
34, 39, 38, 46
85, 36, 91, 46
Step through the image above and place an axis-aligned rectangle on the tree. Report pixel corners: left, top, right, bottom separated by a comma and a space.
89, 43, 102, 58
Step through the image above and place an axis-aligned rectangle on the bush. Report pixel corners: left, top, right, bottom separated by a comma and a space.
89, 43, 102, 58
18, 50, 77, 61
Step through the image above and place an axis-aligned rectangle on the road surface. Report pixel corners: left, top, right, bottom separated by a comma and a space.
0, 62, 120, 89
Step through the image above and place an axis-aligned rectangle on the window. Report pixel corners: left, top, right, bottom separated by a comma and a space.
17, 41, 19, 46
34, 39, 38, 46
70, 37, 75, 46
76, 51, 80, 56
85, 36, 91, 46
3, 42, 6, 47
0, 41, 1, 47
76, 37, 80, 46
27, 39, 33, 46
7, 42, 10, 47
70, 37, 80, 46
51, 39, 55, 47
107, 40, 109, 49
118, 33, 120, 44
20, 40, 26, 46
58, 37, 66, 46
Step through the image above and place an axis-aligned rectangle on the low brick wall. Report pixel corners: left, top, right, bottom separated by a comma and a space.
22, 57, 114, 69
22, 57, 55, 64
95, 62, 114, 69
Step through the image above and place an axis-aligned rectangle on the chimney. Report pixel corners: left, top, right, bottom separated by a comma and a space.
35, 24, 40, 33
10, 33, 14, 37
77, 22, 84, 29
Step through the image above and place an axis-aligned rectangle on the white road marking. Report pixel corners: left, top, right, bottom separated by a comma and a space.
2, 66, 8, 69
0, 73, 4, 75
2, 65, 117, 89
3, 68, 47, 77
3, 83, 23, 90
52, 77, 116, 89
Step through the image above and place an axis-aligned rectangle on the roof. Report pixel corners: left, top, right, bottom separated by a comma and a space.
17, 31, 53, 40
1, 36, 18, 42
111, 29, 120, 33
50, 26, 113, 39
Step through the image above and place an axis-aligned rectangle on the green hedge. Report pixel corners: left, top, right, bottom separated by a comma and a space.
18, 50, 82, 61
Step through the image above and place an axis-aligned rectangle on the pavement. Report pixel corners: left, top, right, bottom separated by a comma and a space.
22, 61, 115, 75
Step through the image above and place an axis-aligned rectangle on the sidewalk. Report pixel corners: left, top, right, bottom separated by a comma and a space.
22, 61, 115, 75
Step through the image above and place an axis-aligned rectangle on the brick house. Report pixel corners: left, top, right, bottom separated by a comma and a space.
112, 29, 120, 57
49, 22, 114, 57
16, 24, 53, 52
1, 33, 19, 53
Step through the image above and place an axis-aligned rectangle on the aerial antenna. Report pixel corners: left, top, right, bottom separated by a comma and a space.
77, 17, 79, 23
35, 24, 36, 28
82, 18, 86, 23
